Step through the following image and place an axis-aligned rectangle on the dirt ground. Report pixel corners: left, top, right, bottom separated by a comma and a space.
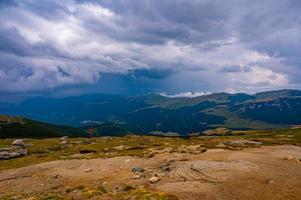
1, 145, 301, 200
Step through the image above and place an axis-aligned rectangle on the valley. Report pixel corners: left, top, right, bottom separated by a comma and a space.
1, 89, 301, 136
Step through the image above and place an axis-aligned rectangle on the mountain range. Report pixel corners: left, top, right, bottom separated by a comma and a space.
1, 89, 301, 136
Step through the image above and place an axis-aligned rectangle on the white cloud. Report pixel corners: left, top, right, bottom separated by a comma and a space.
160, 91, 211, 98
225, 66, 290, 93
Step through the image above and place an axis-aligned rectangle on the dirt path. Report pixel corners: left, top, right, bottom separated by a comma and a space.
1, 145, 301, 199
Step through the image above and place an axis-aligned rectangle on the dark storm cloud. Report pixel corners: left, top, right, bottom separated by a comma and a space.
77, 0, 231, 45
130, 68, 173, 80
0, 27, 33, 56
0, 0, 300, 95
0, 0, 17, 7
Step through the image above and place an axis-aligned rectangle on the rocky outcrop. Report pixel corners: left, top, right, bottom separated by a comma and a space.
0, 139, 28, 160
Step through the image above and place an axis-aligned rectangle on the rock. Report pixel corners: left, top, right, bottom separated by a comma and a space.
0, 151, 11, 159
132, 167, 144, 173
246, 141, 262, 145
148, 176, 160, 183
0, 148, 13, 152
132, 174, 142, 179
229, 140, 244, 145
84, 168, 92, 173
128, 145, 146, 150
112, 145, 128, 151
16, 148, 28, 155
200, 148, 207, 153
61, 140, 68, 145
101, 182, 108, 192
11, 139, 26, 148
160, 164, 171, 172
0, 140, 27, 160
59, 155, 68, 159
216, 142, 227, 148
52, 174, 60, 179
10, 152, 22, 157
228, 140, 262, 146
266, 179, 275, 184
60, 136, 68, 141
0, 151, 22, 159
60, 136, 69, 146
283, 156, 295, 160
146, 152, 155, 158
70, 153, 88, 158
82, 139, 91, 144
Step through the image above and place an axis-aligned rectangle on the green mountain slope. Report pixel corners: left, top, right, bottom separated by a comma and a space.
1, 89, 301, 136
0, 115, 84, 138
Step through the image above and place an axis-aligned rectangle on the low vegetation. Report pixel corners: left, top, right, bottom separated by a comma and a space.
0, 115, 84, 138
1, 127, 300, 171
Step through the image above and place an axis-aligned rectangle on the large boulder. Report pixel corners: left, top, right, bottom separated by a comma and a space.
16, 148, 28, 156
0, 148, 13, 152
0, 151, 11, 159
0, 149, 26, 160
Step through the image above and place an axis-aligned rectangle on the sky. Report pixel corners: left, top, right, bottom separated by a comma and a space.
0, 0, 301, 101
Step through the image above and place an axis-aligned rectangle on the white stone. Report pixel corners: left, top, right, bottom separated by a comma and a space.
148, 176, 160, 183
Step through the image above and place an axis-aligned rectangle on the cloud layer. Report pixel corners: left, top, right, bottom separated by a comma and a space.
160, 91, 211, 98
0, 0, 301, 95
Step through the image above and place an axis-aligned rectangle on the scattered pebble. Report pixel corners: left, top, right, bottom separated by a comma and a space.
60, 136, 68, 141
283, 156, 295, 160
61, 141, 68, 145
148, 176, 160, 183
266, 179, 275, 184
216, 142, 227, 148
84, 168, 92, 173
82, 139, 91, 144
112, 145, 128, 151
132, 174, 142, 179
132, 167, 144, 173
160, 163, 171, 172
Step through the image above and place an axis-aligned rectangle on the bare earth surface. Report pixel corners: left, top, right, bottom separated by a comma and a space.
1, 145, 301, 200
